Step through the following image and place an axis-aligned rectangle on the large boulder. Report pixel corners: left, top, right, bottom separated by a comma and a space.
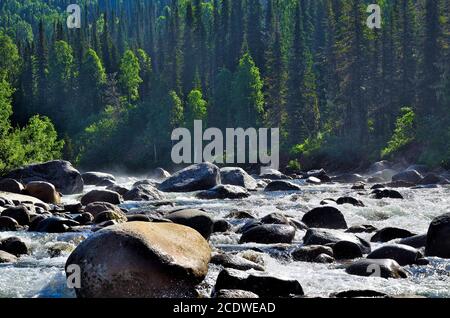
23, 181, 61, 204
220, 167, 258, 191
371, 227, 415, 243
303, 228, 371, 254
84, 202, 124, 218
418, 173, 448, 185
425, 213, 450, 258
197, 185, 250, 200
123, 184, 165, 201
158, 163, 221, 192
264, 180, 302, 192
345, 259, 408, 279
302, 206, 348, 229
0, 179, 24, 194
81, 172, 116, 186
367, 244, 424, 266
332, 241, 363, 260
398, 234, 427, 249
165, 209, 214, 239
392, 170, 423, 184
214, 268, 304, 297
80, 189, 123, 206
65, 222, 211, 298
3, 160, 83, 195
239, 224, 296, 244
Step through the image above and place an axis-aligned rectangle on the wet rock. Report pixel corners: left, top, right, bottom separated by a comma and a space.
106, 184, 130, 196
371, 227, 415, 243
425, 213, 450, 258
197, 185, 250, 200
332, 174, 365, 183
166, 209, 214, 239
220, 167, 258, 191
367, 176, 385, 184
81, 172, 115, 186
398, 234, 427, 249
346, 259, 408, 279
291, 245, 334, 262
0, 250, 18, 263
84, 202, 123, 218
158, 163, 221, 193
240, 224, 296, 244
0, 216, 20, 231
126, 214, 152, 223
33, 216, 80, 233
80, 190, 123, 206
74, 212, 94, 225
123, 184, 165, 201
303, 229, 371, 254
47, 242, 75, 257
392, 170, 423, 185
225, 210, 255, 219
0, 179, 24, 194
4, 160, 83, 195
345, 224, 378, 234
65, 222, 211, 298
91, 220, 119, 231
306, 177, 321, 184
369, 161, 392, 173
264, 180, 301, 192
214, 289, 259, 298
372, 189, 404, 199
1, 206, 30, 226
24, 181, 61, 204
302, 206, 347, 229
336, 197, 364, 207
259, 169, 290, 180
418, 173, 448, 185
95, 179, 116, 187
211, 253, 265, 271
306, 169, 331, 182
213, 219, 231, 233
261, 212, 292, 226
351, 182, 365, 190
64, 203, 83, 214
28, 215, 47, 231
148, 167, 171, 180
332, 241, 363, 260
94, 211, 127, 224
0, 237, 28, 256
315, 253, 335, 263
385, 181, 415, 188
367, 244, 424, 266
237, 220, 262, 234
406, 165, 429, 175
214, 268, 304, 297
332, 290, 388, 298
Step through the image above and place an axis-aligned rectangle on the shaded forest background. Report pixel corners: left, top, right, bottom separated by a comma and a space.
0, 0, 449, 173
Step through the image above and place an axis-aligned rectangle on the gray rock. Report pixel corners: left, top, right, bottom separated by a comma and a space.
213, 219, 231, 233
214, 289, 259, 298
93, 211, 127, 224
425, 213, 450, 258
1, 206, 30, 226
259, 169, 290, 180
240, 224, 296, 244
392, 170, 423, 184
398, 234, 427, 249
166, 209, 214, 239
4, 160, 83, 195
0, 250, 18, 263
418, 173, 448, 185
0, 179, 24, 194
84, 202, 123, 218
158, 163, 221, 192
211, 253, 265, 271
332, 174, 365, 183
346, 259, 408, 279
291, 245, 334, 262
264, 180, 301, 192
74, 212, 94, 225
220, 167, 258, 190
302, 206, 348, 229
197, 184, 250, 200
303, 228, 371, 254
65, 222, 211, 298
367, 244, 423, 266
372, 189, 403, 199
123, 184, 165, 201
371, 227, 415, 243
148, 168, 171, 180
32, 217, 80, 233
0, 237, 28, 256
336, 197, 364, 207
81, 172, 116, 186
332, 241, 363, 260
0, 216, 20, 231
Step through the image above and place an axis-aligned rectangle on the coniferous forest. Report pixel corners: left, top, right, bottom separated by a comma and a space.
0, 0, 449, 173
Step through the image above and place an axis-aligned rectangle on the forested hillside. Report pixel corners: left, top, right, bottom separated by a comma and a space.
0, 0, 449, 173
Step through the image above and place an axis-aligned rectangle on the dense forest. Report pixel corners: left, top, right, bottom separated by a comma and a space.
0, 0, 448, 173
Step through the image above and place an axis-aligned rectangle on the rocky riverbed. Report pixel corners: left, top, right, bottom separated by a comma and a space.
0, 161, 449, 298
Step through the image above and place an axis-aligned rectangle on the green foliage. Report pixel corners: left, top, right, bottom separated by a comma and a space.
0, 32, 20, 82
186, 89, 208, 126
382, 107, 416, 158
119, 50, 143, 101
287, 159, 301, 171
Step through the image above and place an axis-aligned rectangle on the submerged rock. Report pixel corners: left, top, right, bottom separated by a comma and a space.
80, 189, 123, 206
4, 160, 83, 195
425, 213, 450, 258
346, 259, 408, 279
220, 167, 258, 190
158, 163, 221, 192
166, 209, 214, 239
214, 268, 304, 297
197, 184, 250, 200
264, 180, 301, 192
239, 224, 296, 244
302, 206, 348, 230
65, 222, 211, 298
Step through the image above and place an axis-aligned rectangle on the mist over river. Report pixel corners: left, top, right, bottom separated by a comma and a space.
1, 176, 449, 298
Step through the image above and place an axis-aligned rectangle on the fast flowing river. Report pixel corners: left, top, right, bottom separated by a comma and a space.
1, 178, 449, 298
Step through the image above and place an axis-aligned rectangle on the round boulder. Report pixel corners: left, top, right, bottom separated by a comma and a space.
0, 237, 28, 256
392, 170, 423, 185
302, 206, 348, 229
65, 222, 211, 298
425, 213, 450, 258
367, 244, 424, 266
81, 172, 116, 186
264, 181, 301, 192
166, 209, 214, 239
239, 224, 296, 244
80, 190, 122, 206
332, 241, 363, 260
158, 163, 221, 192
220, 167, 258, 191
371, 227, 415, 243
0, 179, 24, 194
345, 259, 408, 279
0, 216, 20, 231
1, 206, 30, 226
24, 181, 61, 204
197, 185, 250, 200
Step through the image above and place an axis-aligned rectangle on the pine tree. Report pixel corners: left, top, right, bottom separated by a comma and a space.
246, 0, 264, 70
119, 49, 143, 102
